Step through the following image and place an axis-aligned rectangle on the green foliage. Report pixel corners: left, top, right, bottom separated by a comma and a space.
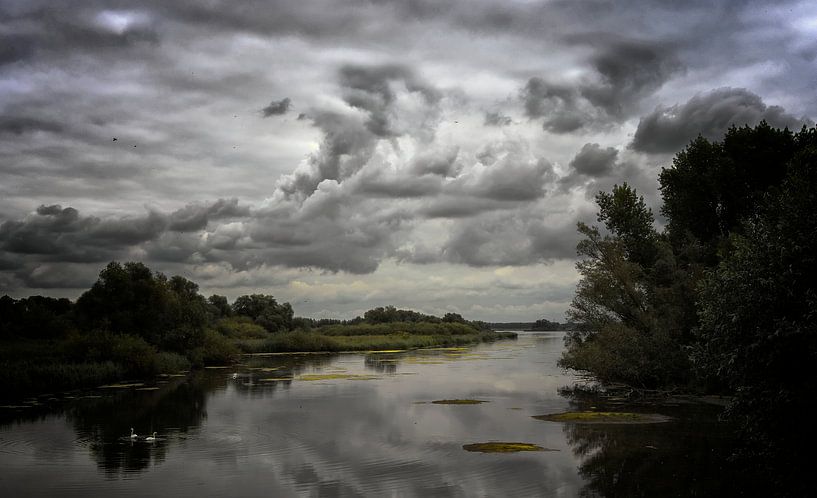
233, 294, 293, 332
695, 150, 817, 477
215, 316, 268, 339
659, 123, 800, 262
563, 125, 817, 391
207, 294, 232, 317
595, 184, 659, 268
235, 330, 498, 354
0, 295, 75, 339
561, 323, 690, 387
315, 321, 479, 336
63, 332, 158, 376
196, 329, 240, 366
153, 351, 191, 373
561, 184, 692, 388
363, 305, 440, 324
74, 262, 209, 353
0, 360, 124, 398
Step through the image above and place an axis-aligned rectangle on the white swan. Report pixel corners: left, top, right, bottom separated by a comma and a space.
145, 432, 157, 442
130, 428, 138, 439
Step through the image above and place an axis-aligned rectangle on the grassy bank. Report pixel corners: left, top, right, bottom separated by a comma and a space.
1, 323, 516, 399
235, 329, 516, 353
0, 335, 192, 400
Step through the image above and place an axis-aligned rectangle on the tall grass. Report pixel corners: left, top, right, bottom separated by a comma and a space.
234, 330, 516, 354
0, 360, 124, 398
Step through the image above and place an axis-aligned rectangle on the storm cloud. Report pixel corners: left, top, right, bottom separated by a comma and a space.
261, 98, 292, 117
0, 0, 814, 319
632, 87, 813, 153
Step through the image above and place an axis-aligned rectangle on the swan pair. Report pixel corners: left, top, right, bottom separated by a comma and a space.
129, 428, 158, 441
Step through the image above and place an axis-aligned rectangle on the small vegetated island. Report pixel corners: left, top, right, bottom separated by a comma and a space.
0, 273, 515, 399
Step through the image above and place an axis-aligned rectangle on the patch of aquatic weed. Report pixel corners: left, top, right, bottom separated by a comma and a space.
532, 411, 671, 424
297, 374, 380, 381
431, 399, 488, 405
462, 442, 556, 453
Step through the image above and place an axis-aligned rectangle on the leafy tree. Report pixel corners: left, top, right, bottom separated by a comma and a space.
207, 294, 232, 318
560, 184, 691, 388
659, 122, 798, 263
695, 148, 817, 486
0, 295, 74, 339
76, 262, 172, 343
363, 305, 439, 324
233, 294, 293, 332
75, 262, 207, 353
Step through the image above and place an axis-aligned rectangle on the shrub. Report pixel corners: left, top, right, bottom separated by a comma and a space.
198, 329, 240, 365
215, 316, 268, 339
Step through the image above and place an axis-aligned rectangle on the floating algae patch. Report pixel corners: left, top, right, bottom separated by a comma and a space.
462, 442, 555, 453
431, 399, 488, 405
533, 411, 671, 424
404, 359, 445, 365
364, 349, 407, 354
297, 374, 380, 381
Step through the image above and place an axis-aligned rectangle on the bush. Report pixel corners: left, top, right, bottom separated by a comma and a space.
317, 321, 479, 336
215, 316, 268, 339
559, 323, 690, 388
63, 332, 159, 377
153, 351, 191, 373
0, 360, 124, 398
198, 329, 240, 365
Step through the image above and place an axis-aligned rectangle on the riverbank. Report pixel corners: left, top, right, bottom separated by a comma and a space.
1, 326, 517, 400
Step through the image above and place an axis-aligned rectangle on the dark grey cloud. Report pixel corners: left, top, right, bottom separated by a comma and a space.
278, 110, 376, 198
0, 204, 158, 264
353, 173, 442, 198
278, 63, 442, 199
568, 143, 618, 177
420, 197, 515, 219
0, 6, 159, 65
522, 78, 586, 133
522, 78, 566, 119
0, 199, 247, 267
409, 147, 461, 177
1, 0, 814, 303
576, 37, 683, 117
246, 206, 408, 274
339, 63, 440, 137
0, 116, 64, 135
168, 198, 250, 232
261, 97, 291, 117
471, 158, 554, 201
521, 38, 682, 132
631, 87, 814, 153
442, 212, 578, 266
484, 111, 512, 127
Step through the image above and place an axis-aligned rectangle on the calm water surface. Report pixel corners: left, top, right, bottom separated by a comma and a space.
1, 332, 743, 497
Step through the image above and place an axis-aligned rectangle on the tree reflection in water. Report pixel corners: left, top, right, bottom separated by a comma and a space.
558, 390, 763, 497
66, 377, 208, 477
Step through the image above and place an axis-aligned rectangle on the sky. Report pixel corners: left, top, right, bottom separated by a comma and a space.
1, 0, 815, 321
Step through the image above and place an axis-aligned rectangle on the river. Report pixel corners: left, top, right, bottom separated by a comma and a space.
0, 332, 747, 497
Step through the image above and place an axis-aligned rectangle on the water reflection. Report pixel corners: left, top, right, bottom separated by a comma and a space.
0, 333, 759, 497
67, 377, 207, 476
